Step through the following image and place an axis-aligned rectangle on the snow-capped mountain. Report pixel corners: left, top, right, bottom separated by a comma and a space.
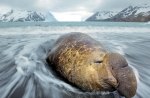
108, 4, 150, 22
0, 6, 56, 22
86, 11, 118, 21
86, 4, 150, 22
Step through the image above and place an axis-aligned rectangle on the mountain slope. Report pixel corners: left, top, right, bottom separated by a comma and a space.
86, 11, 118, 21
0, 6, 56, 22
108, 4, 150, 22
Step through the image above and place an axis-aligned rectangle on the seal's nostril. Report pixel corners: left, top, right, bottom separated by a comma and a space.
94, 60, 103, 63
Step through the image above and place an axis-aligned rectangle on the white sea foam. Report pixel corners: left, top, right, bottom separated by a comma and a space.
0, 26, 150, 35
0, 23, 149, 98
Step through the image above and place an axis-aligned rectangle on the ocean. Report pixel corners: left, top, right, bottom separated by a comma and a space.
0, 22, 150, 98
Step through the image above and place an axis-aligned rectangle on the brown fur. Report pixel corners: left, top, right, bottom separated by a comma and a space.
47, 32, 137, 97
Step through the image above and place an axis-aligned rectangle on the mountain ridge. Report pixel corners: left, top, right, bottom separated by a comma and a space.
86, 11, 118, 21
0, 6, 56, 22
86, 4, 150, 22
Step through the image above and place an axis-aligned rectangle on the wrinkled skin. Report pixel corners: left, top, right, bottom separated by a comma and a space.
104, 53, 137, 98
47, 32, 137, 98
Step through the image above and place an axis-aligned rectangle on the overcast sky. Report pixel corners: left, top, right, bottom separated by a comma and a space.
0, 0, 150, 21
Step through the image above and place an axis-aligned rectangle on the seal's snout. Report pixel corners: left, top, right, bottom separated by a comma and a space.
105, 53, 137, 98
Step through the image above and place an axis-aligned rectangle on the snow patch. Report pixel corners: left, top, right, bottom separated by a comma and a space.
95, 11, 118, 20
0, 5, 56, 22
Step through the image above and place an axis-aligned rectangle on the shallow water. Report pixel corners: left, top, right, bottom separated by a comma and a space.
0, 22, 150, 98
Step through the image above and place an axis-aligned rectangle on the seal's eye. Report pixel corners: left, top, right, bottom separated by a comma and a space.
94, 60, 103, 64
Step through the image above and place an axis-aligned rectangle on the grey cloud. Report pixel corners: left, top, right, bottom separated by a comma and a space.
42, 0, 102, 12
0, 0, 150, 12
0, 0, 37, 9
0, 0, 102, 11
99, 0, 150, 11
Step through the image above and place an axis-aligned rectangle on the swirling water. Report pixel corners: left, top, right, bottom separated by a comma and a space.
0, 22, 150, 98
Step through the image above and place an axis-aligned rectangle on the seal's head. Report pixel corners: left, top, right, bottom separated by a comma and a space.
47, 32, 137, 98
103, 53, 137, 98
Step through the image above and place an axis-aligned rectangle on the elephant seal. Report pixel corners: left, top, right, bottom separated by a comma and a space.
47, 32, 137, 98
